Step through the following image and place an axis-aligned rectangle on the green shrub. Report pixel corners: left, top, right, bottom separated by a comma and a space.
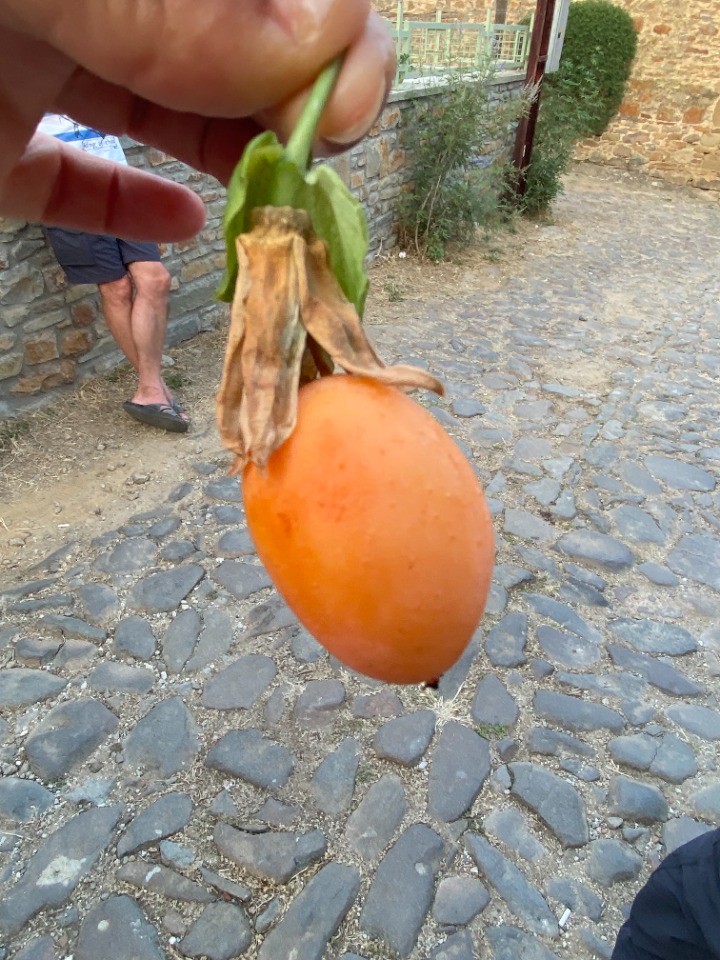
561, 0, 638, 136
512, 1, 637, 218
397, 64, 529, 260
520, 59, 603, 217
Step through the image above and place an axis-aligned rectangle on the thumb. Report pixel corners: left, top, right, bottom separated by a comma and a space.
8, 0, 373, 116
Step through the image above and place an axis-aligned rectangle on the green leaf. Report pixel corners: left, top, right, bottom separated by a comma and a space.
216, 133, 317, 302
305, 165, 369, 316
216, 132, 284, 302
216, 57, 369, 314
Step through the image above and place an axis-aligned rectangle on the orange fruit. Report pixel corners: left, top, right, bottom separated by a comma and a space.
243, 374, 495, 684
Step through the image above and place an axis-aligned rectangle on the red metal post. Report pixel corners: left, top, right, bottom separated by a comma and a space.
512, 0, 558, 198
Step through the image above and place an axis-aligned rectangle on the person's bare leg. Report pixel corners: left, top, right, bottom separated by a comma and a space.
99, 262, 187, 419
98, 274, 140, 370
125, 260, 174, 409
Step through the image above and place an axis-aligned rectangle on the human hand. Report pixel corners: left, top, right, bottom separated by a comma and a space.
0, 0, 395, 241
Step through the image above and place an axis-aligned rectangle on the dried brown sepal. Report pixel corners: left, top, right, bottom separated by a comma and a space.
216, 205, 444, 472
300, 338, 334, 386
300, 231, 445, 395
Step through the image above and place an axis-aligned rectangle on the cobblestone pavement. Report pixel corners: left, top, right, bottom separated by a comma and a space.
1, 168, 720, 960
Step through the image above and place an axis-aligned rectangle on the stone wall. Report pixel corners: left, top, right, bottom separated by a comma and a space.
0, 144, 229, 419
330, 72, 526, 255
0, 73, 525, 418
401, 0, 720, 192
573, 0, 720, 193
373, 1, 496, 23
372, 1, 533, 24
503, 0, 534, 22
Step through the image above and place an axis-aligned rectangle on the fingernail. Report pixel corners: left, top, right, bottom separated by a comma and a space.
323, 77, 388, 147
269, 0, 333, 44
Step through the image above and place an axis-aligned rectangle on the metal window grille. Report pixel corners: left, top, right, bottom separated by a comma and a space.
390, 4, 531, 85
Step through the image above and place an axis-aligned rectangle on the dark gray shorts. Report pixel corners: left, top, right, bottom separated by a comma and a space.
45, 228, 161, 285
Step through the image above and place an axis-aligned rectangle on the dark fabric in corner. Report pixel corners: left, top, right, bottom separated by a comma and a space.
612, 829, 720, 960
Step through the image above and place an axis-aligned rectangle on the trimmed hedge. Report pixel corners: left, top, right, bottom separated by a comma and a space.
561, 0, 638, 136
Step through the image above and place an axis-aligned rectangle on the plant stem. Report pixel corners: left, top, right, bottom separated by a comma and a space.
285, 56, 343, 172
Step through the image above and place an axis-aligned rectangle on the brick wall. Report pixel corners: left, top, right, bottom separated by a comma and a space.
0, 73, 525, 418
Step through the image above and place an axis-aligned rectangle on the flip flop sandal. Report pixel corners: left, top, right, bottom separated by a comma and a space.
160, 392, 190, 422
170, 398, 190, 422
123, 400, 190, 433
